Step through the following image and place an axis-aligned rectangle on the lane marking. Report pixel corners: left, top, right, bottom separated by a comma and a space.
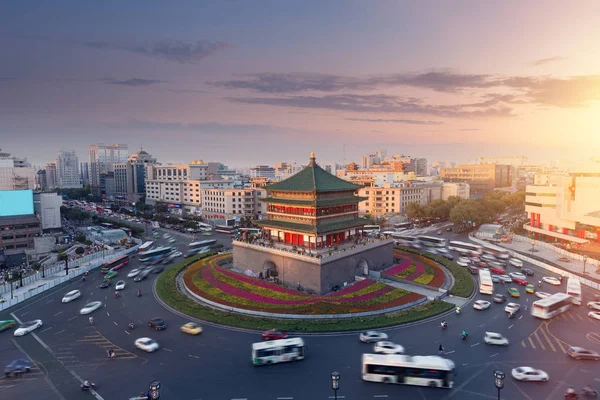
278, 398, 294, 400
519, 315, 523, 320
231, 398, 248, 400
493, 313, 500, 319
54, 311, 62, 317
444, 350, 455, 355
329, 397, 345, 399
163, 348, 172, 352
21, 312, 29, 316
479, 324, 485, 327
189, 354, 199, 359
40, 327, 53, 333
124, 330, 130, 335
508, 324, 514, 329
46, 299, 54, 303
374, 396, 388, 398
106, 312, 110, 317
471, 342, 480, 347
528, 337, 536, 349
113, 321, 118, 326
68, 316, 77, 321
462, 363, 468, 366
489, 353, 499, 358
54, 329, 66, 335
524, 305, 528, 311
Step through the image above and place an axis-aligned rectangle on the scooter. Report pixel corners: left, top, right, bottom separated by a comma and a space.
461, 333, 468, 341
441, 322, 448, 329
137, 291, 142, 297
81, 382, 97, 391
455, 309, 461, 315
582, 387, 598, 398
128, 322, 135, 330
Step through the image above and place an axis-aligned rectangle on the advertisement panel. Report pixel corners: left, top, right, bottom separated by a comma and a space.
0, 190, 34, 216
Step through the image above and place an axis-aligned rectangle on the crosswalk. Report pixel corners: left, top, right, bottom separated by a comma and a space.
519, 310, 594, 353
0, 366, 43, 391
76, 329, 137, 360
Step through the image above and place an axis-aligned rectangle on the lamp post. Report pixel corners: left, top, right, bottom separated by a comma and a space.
583, 254, 588, 275
530, 239, 535, 257
494, 369, 505, 400
331, 371, 340, 400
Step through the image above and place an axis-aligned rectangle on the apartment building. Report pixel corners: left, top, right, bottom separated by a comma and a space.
440, 164, 513, 197
89, 143, 129, 197
55, 150, 80, 188
357, 182, 442, 217
114, 150, 157, 205
201, 188, 268, 223
441, 182, 470, 200
0, 150, 35, 191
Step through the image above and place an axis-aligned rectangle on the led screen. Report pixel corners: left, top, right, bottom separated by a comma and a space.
0, 190, 34, 217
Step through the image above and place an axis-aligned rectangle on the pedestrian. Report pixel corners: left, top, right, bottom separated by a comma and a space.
438, 344, 444, 355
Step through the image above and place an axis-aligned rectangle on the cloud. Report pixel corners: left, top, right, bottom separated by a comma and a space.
459, 128, 483, 131
106, 120, 289, 134
345, 118, 444, 125
104, 78, 164, 86
169, 89, 207, 94
501, 75, 600, 107
85, 39, 228, 64
532, 56, 565, 66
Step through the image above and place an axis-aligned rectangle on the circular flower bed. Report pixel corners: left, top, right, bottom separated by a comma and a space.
382, 251, 446, 288
184, 254, 424, 315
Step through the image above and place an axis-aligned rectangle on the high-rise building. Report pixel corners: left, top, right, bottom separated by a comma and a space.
0, 149, 36, 191
357, 182, 443, 216
44, 163, 58, 189
80, 162, 90, 185
89, 143, 128, 197
249, 165, 276, 179
55, 150, 80, 188
33, 192, 62, 230
114, 150, 157, 205
440, 164, 513, 197
36, 169, 47, 191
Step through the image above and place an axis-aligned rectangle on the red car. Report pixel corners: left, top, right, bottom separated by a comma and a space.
489, 266, 505, 274
475, 261, 488, 269
262, 329, 288, 340
512, 278, 529, 286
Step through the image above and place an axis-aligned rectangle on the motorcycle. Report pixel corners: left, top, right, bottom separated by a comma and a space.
115, 291, 120, 298
582, 387, 598, 398
81, 382, 97, 391
461, 333, 468, 341
137, 291, 142, 297
441, 322, 448, 329
455, 309, 461, 315
128, 322, 135, 330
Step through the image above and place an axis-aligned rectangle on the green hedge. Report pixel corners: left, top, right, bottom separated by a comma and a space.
396, 246, 474, 298
155, 256, 454, 332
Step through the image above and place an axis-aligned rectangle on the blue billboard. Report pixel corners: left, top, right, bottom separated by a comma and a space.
0, 190, 34, 217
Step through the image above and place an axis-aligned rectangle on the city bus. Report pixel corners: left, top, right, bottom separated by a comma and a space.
393, 235, 419, 246
187, 239, 217, 254
197, 222, 213, 232
252, 338, 305, 366
215, 225, 237, 234
363, 225, 381, 234
566, 278, 582, 305
100, 255, 130, 273
482, 246, 510, 260
394, 222, 413, 231
138, 241, 154, 252
448, 241, 482, 255
478, 269, 493, 295
531, 292, 573, 319
362, 354, 455, 388
138, 246, 172, 263
418, 236, 447, 248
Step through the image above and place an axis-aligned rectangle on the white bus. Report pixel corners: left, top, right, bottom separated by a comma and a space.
362, 354, 455, 389
393, 235, 418, 246
418, 236, 447, 248
479, 269, 493, 295
252, 338, 305, 366
482, 246, 510, 260
363, 225, 381, 234
566, 278, 582, 306
531, 292, 573, 319
448, 241, 482, 255
197, 222, 213, 232
138, 241, 154, 252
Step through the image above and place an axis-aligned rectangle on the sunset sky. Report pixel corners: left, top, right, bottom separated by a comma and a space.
1, 0, 599, 167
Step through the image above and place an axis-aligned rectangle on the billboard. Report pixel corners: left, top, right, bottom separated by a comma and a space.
0, 190, 34, 217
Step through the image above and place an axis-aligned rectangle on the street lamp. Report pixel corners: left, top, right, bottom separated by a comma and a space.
493, 369, 505, 400
530, 239, 536, 257
331, 371, 340, 400
583, 254, 588, 275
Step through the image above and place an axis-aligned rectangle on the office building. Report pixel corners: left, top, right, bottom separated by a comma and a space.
36, 169, 47, 191
54, 150, 80, 188
201, 188, 267, 223
33, 192, 62, 230
0, 150, 36, 191
89, 143, 129, 197
0, 190, 40, 259
44, 163, 58, 189
250, 165, 276, 179
114, 150, 157, 205
440, 164, 513, 197
80, 162, 90, 185
441, 182, 470, 200
357, 182, 443, 217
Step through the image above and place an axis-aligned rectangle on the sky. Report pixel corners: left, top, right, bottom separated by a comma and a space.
1, 0, 599, 168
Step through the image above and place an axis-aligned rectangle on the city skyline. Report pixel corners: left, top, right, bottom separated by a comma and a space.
2, 1, 599, 166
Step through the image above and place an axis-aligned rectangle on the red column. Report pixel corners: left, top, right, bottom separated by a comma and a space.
549, 225, 553, 232
537, 213, 541, 228
563, 228, 568, 235
530, 213, 535, 226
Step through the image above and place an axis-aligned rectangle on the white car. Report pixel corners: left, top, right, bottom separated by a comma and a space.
163, 234, 170, 239
127, 268, 142, 278
473, 300, 491, 310
509, 258, 523, 268
504, 303, 521, 314
511, 367, 549, 382
588, 311, 600, 321
360, 331, 388, 343
484, 332, 509, 346
499, 275, 512, 283
80, 301, 103, 315
457, 257, 471, 267
535, 292, 552, 299
542, 276, 561, 286
509, 272, 526, 281
437, 248, 450, 254
373, 341, 404, 354
62, 290, 81, 303
115, 281, 126, 291
482, 254, 497, 262
135, 337, 160, 353
587, 302, 600, 311
14, 320, 43, 336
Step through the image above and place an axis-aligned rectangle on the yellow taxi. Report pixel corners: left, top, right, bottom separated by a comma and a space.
525, 284, 535, 294
508, 287, 520, 298
180, 322, 203, 335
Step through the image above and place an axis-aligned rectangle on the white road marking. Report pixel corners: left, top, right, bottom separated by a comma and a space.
46, 299, 54, 303
231, 398, 248, 400
479, 324, 485, 327
54, 329, 65, 335
493, 313, 500, 319
113, 321, 118, 326
508, 324, 514, 329
525, 305, 528, 311
519, 315, 523, 320
278, 397, 294, 399
106, 312, 110, 317
54, 311, 62, 316
471, 342, 480, 347
163, 348, 172, 352
444, 350, 455, 355
580, 369, 589, 373
68, 315, 77, 321
90, 292, 93, 296
40, 327, 53, 333
490, 353, 499, 358
329, 397, 345, 399
189, 354, 199, 359
462, 363, 468, 366
124, 330, 130, 335
21, 312, 29, 316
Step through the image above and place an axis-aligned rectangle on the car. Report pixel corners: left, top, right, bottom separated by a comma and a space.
499, 275, 512, 283
467, 266, 479, 275
62, 290, 81, 303
489, 266, 505, 275
482, 254, 497, 262
509, 258, 523, 268
533, 292, 550, 300
473, 300, 491, 310
0, 320, 17, 332
262, 329, 288, 340
446, 227, 452, 231
489, 261, 506, 269
508, 288, 520, 298
104, 271, 118, 280
151, 265, 164, 274
437, 248, 450, 254
135, 337, 160, 353
484, 332, 509, 346
493, 294, 507, 303
171, 251, 183, 258
148, 318, 167, 331
511, 367, 549, 382
509, 272, 526, 281
80, 301, 102, 315
373, 341, 404, 354
588, 311, 600, 321
512, 277, 529, 286
542, 276, 561, 286
587, 302, 600, 311
163, 234, 170, 239
115, 281, 126, 290
14, 320, 43, 336
134, 271, 150, 282
180, 322, 203, 335
440, 253, 454, 260
436, 230, 442, 235
475, 261, 488, 268
470, 257, 482, 263
360, 331, 388, 343
100, 280, 111, 289
567, 347, 600, 361
457, 257, 470, 267
505, 302, 521, 313
4, 359, 31, 377
522, 268, 534, 276
203, 232, 213, 236
168, 238, 176, 244
127, 268, 142, 278
525, 284, 535, 294
491, 275, 501, 283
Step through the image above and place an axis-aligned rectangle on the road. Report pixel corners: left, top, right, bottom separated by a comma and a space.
1, 223, 599, 400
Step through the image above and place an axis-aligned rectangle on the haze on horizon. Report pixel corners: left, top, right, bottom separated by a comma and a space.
1, 0, 599, 167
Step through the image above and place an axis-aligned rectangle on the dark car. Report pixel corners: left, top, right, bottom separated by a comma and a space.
493, 294, 507, 303
4, 359, 31, 377
100, 280, 111, 289
149, 318, 167, 331
467, 266, 479, 275
151, 265, 164, 274
523, 268, 535, 276
134, 270, 150, 282
262, 329, 288, 341
441, 253, 454, 261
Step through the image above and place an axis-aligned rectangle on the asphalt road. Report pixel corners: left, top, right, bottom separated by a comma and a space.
1, 225, 599, 400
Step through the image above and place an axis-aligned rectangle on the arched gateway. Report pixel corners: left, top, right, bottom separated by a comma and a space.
263, 260, 278, 278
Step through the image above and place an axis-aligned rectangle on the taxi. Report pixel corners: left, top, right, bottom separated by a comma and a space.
104, 270, 118, 280
508, 287, 521, 298
525, 284, 535, 294
180, 322, 203, 335
0, 319, 17, 332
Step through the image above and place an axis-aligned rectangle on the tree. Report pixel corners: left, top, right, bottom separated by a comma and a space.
449, 198, 491, 226
154, 202, 169, 214
75, 247, 85, 255
405, 202, 425, 219
183, 221, 197, 229
446, 196, 463, 209
484, 199, 506, 216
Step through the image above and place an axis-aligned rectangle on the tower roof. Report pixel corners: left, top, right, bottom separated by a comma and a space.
265, 152, 361, 193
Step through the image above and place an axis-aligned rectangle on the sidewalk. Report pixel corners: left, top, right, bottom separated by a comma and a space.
1, 267, 84, 303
